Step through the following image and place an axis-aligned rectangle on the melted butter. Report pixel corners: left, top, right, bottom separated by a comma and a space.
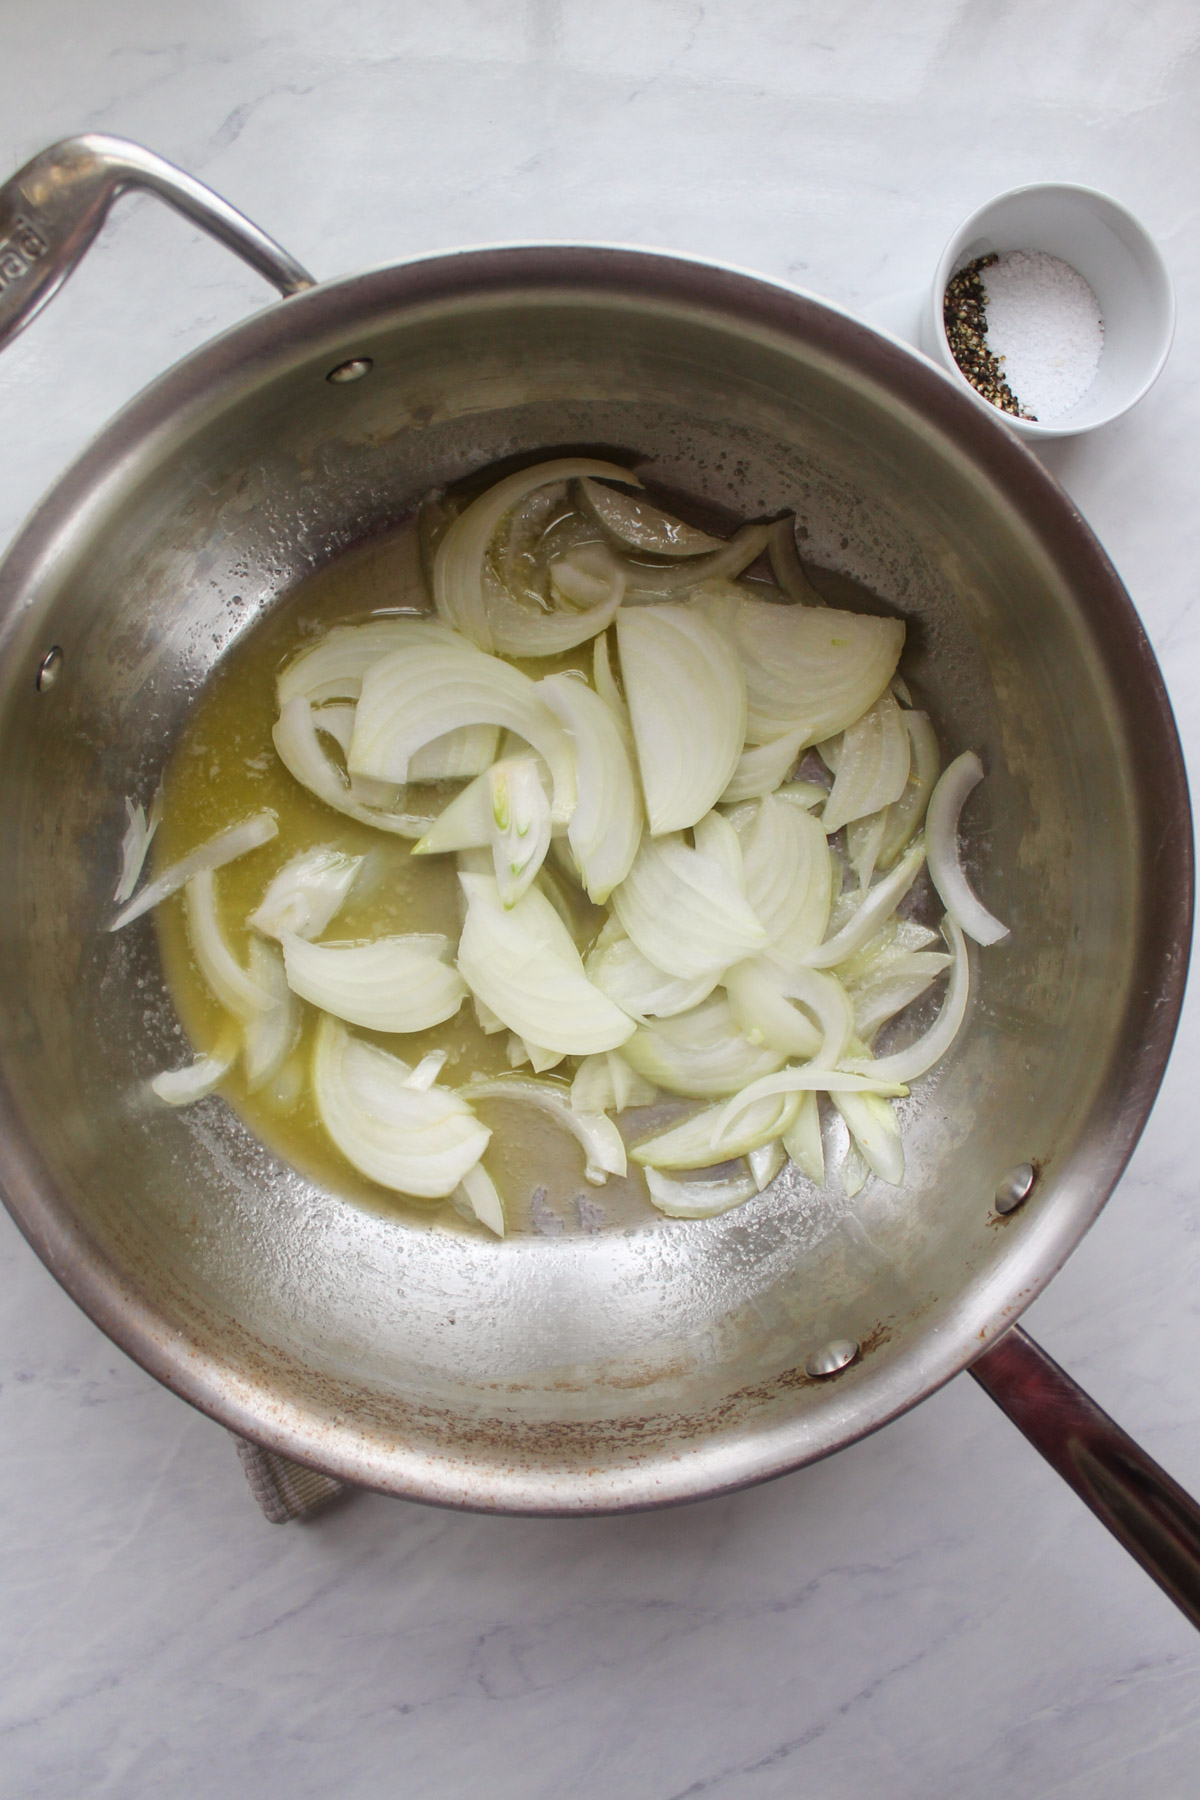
154, 523, 660, 1235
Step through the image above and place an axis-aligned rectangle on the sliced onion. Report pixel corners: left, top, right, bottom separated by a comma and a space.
316, 701, 501, 786
481, 542, 628, 657
620, 522, 772, 597
587, 931, 720, 1020
877, 709, 940, 870
410, 724, 501, 781
312, 1014, 490, 1198
782, 1090, 825, 1185
821, 692, 912, 834
925, 752, 1009, 945
612, 835, 768, 980
749, 1138, 786, 1191
842, 916, 969, 1083
487, 757, 553, 906
540, 671, 643, 902
803, 835, 926, 969
645, 1167, 759, 1218
592, 627, 630, 732
457, 874, 635, 1055
277, 617, 454, 707
692, 809, 745, 886
631, 1090, 801, 1169
766, 517, 823, 605
738, 793, 833, 966
621, 994, 785, 1098
569, 1051, 653, 1114
406, 1049, 449, 1091
579, 478, 726, 557
110, 810, 278, 931
616, 604, 746, 834
349, 636, 577, 824
243, 938, 301, 1090
433, 458, 640, 650
185, 869, 275, 1020
274, 697, 434, 837
849, 951, 953, 1041
151, 1040, 236, 1106
832, 1091, 905, 1185
280, 931, 466, 1033
414, 755, 550, 858
846, 809, 888, 891
460, 1075, 627, 1182
713, 1064, 908, 1152
454, 1161, 505, 1236
249, 847, 363, 940
721, 728, 808, 803
724, 959, 824, 1060
701, 584, 905, 745
114, 789, 162, 904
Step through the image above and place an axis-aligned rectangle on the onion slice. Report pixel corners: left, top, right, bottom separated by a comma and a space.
925, 752, 1010, 945
433, 458, 641, 650
620, 523, 772, 597
151, 1041, 236, 1107
110, 810, 278, 931
645, 1167, 760, 1218
185, 869, 275, 1020
579, 478, 726, 557
833, 1091, 905, 1185
348, 635, 577, 824
612, 834, 768, 980
701, 585, 905, 746
721, 728, 808, 804
540, 671, 642, 902
457, 874, 635, 1055
802, 835, 926, 969
587, 931, 719, 1020
821, 693, 911, 835
842, 916, 969, 1083
243, 939, 301, 1091
621, 994, 785, 1098
454, 1162, 506, 1236
617, 604, 746, 835
712, 1065, 908, 1151
738, 793, 833, 967
277, 617, 454, 707
460, 1075, 627, 1182
783, 1090, 825, 1185
274, 697, 435, 837
631, 1090, 801, 1169
114, 789, 163, 904
313, 1015, 490, 1198
249, 847, 363, 941
280, 931, 466, 1034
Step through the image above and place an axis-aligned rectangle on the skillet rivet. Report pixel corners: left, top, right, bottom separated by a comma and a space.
994, 1162, 1036, 1215
326, 357, 373, 384
36, 646, 63, 691
805, 1338, 860, 1379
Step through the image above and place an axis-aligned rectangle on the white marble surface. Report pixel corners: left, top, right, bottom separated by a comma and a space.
3, 3, 1200, 1794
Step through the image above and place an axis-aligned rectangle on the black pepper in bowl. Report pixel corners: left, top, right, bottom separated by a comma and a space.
943, 254, 1035, 420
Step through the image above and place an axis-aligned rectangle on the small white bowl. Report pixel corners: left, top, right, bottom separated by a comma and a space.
923, 183, 1175, 440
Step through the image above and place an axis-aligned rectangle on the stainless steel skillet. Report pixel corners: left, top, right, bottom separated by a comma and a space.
0, 135, 1198, 1625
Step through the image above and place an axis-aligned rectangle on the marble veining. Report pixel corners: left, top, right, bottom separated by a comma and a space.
2, 3, 1200, 1795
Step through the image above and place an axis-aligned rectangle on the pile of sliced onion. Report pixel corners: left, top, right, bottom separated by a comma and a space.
142, 461, 1009, 1230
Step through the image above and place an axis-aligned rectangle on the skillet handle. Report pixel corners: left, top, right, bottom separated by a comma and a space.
971, 1324, 1200, 1631
0, 134, 316, 352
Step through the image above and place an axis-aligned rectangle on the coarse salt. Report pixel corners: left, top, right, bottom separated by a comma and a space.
983, 250, 1104, 421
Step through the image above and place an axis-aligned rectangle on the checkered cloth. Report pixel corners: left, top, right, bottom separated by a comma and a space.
232, 1434, 351, 1523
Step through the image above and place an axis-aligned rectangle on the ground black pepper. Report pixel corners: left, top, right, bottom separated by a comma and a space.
943, 254, 1036, 420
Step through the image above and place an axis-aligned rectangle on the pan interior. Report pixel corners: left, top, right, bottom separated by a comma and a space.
0, 262, 1171, 1508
